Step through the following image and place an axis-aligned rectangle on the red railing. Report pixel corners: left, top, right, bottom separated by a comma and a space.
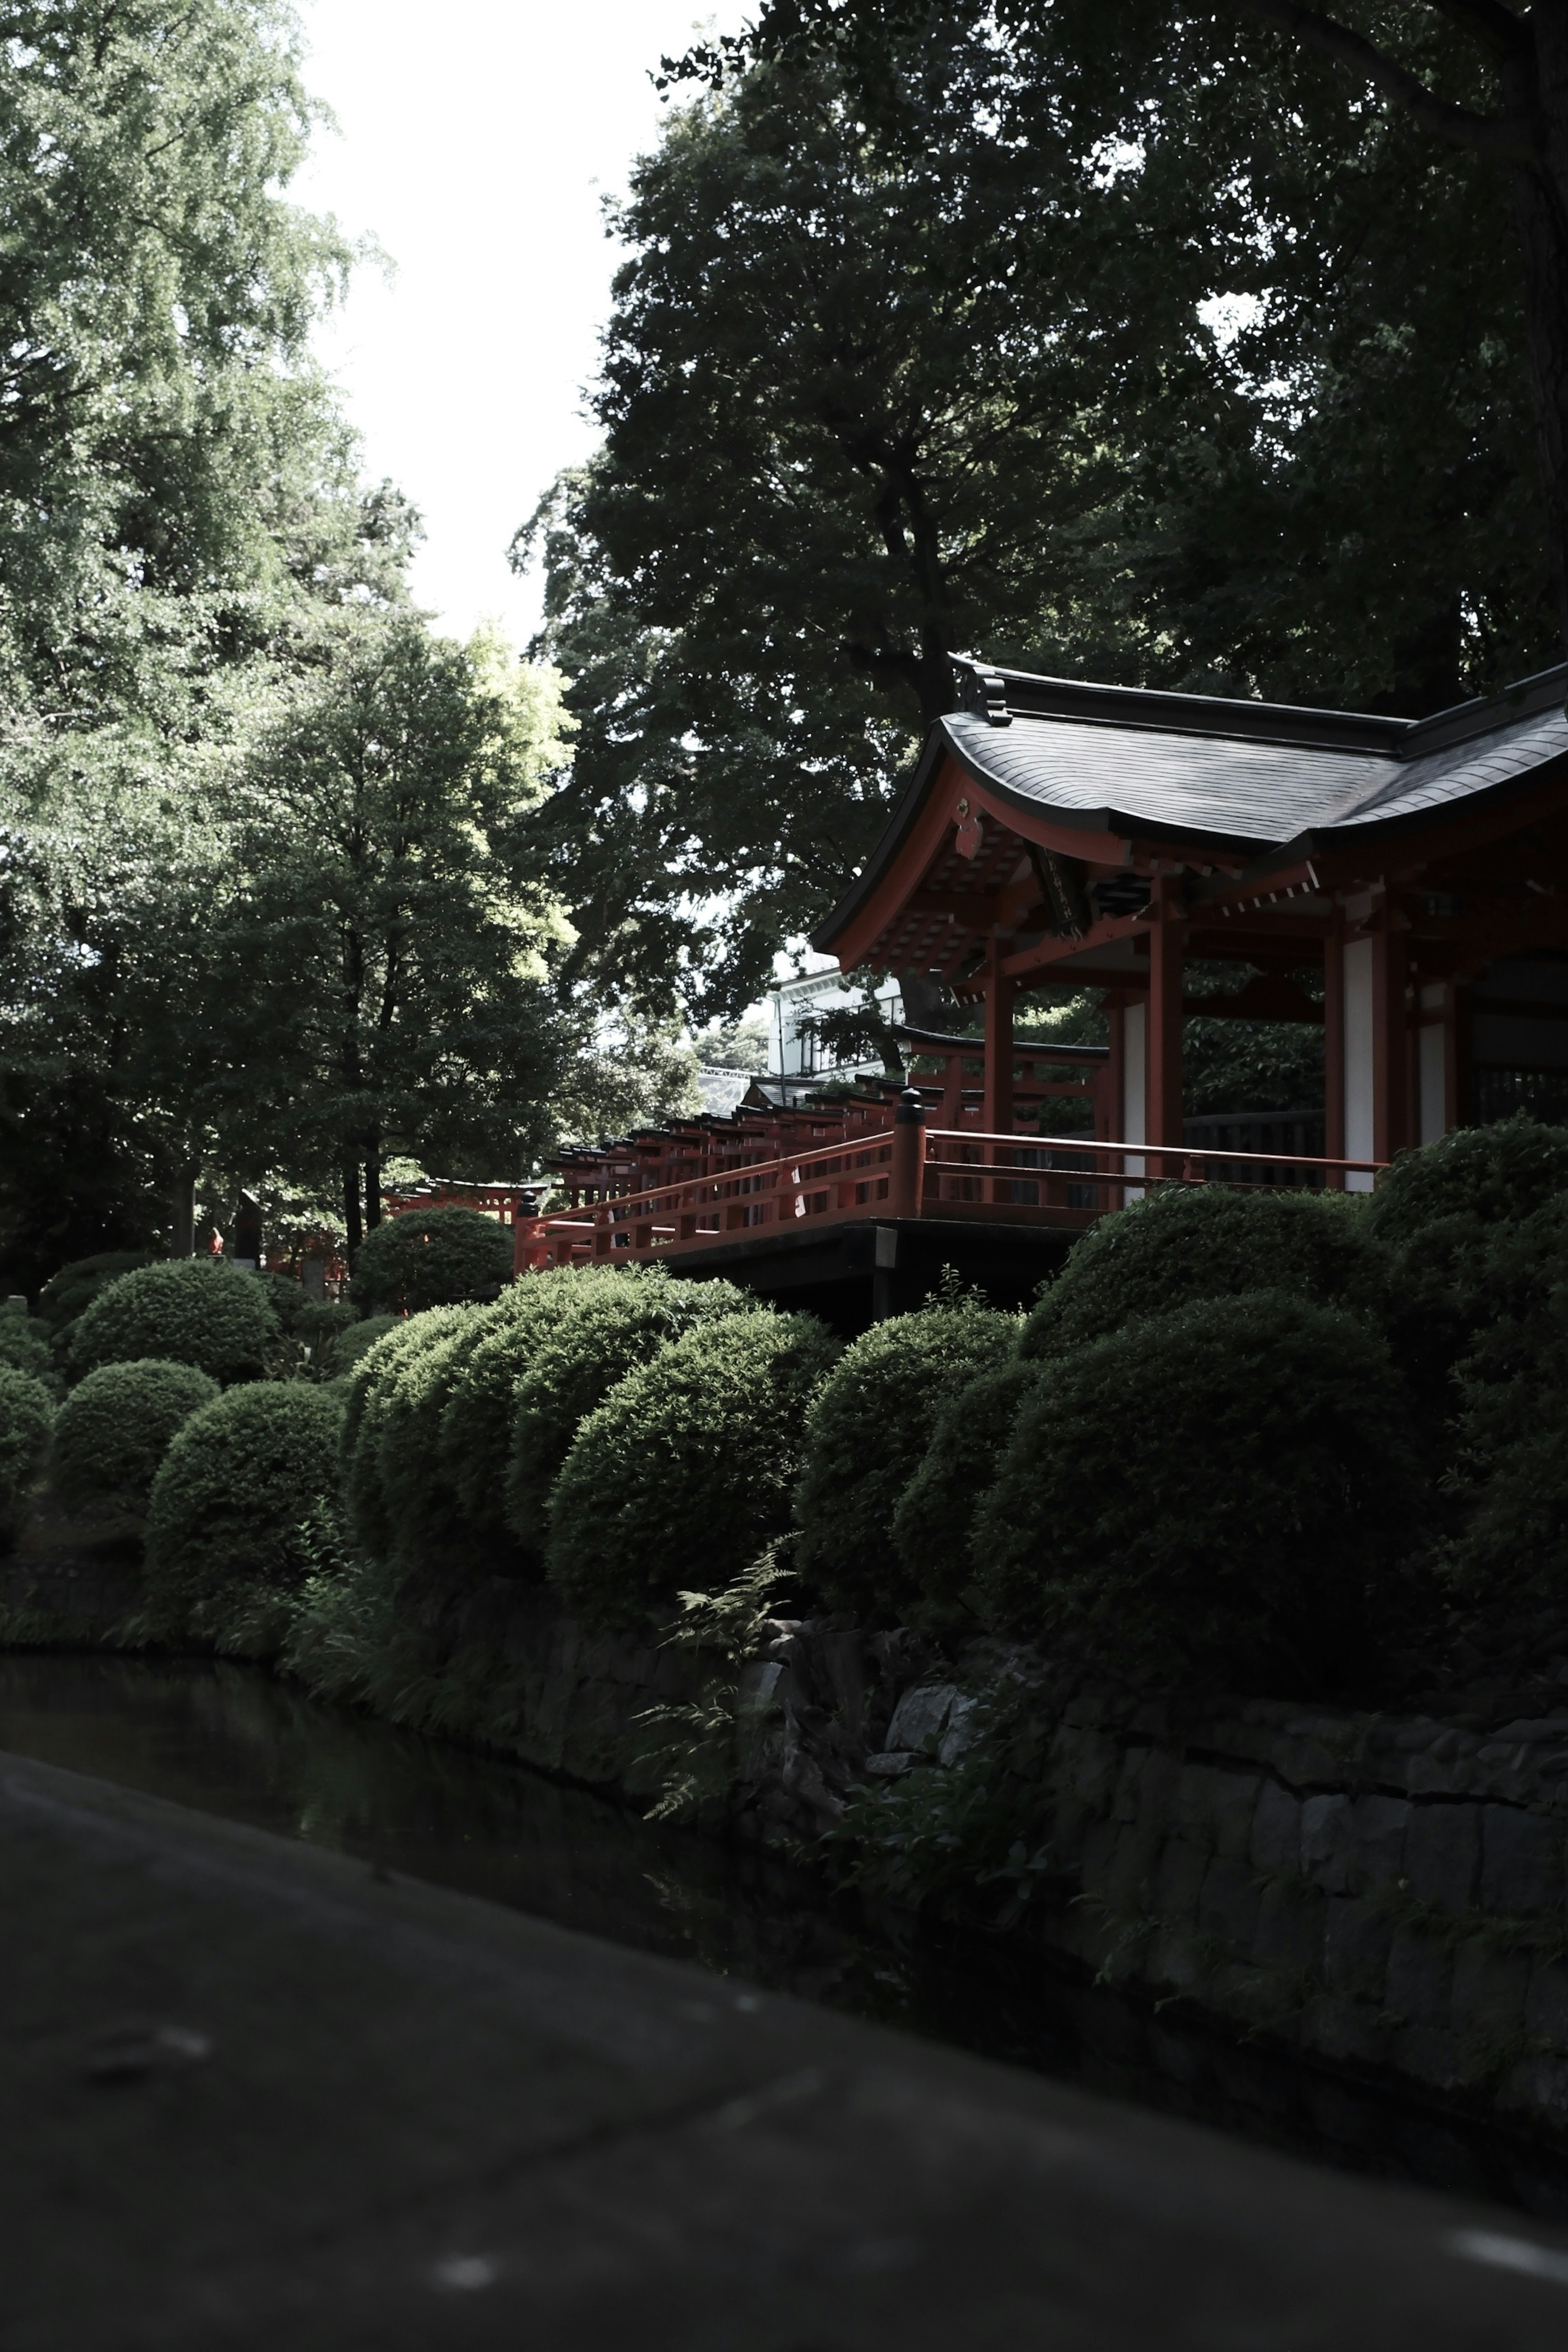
515, 1120, 1385, 1269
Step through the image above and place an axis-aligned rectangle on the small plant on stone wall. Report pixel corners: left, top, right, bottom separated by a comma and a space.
635, 1548, 796, 1824
832, 1679, 1058, 1924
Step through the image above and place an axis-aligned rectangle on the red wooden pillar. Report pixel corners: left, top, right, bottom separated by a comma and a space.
1371, 895, 1410, 1163
1146, 875, 1184, 1149
1322, 913, 1345, 1185
982, 937, 1015, 1136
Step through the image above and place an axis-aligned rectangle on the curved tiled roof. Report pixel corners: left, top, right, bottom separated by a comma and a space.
944, 710, 1388, 850
814, 657, 1568, 952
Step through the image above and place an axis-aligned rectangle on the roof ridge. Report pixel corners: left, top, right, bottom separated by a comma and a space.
950, 657, 1408, 756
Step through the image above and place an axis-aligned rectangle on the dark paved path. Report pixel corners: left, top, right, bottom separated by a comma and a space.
6, 1750, 1568, 2349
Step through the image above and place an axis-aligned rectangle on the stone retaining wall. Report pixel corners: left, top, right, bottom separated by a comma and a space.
734, 1622, 1568, 2139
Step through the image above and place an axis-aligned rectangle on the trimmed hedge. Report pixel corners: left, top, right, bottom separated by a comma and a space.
1364, 1121, 1568, 1427
372, 1313, 490, 1572
1021, 1185, 1383, 1361
0, 1365, 53, 1546
67, 1258, 278, 1387
794, 1302, 1017, 1617
0, 1307, 57, 1391
974, 1290, 1426, 1690
547, 1310, 841, 1627
1366, 1113, 1568, 1247
350, 1208, 514, 1315
439, 1267, 628, 1547
319, 1311, 398, 1381
38, 1250, 157, 1333
341, 1305, 475, 1560
891, 1357, 1045, 1618
53, 1359, 219, 1515
143, 1382, 344, 1648
504, 1268, 750, 1552
1440, 1197, 1568, 1595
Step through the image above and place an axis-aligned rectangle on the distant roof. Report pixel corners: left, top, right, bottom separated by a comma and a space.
815, 658, 1568, 949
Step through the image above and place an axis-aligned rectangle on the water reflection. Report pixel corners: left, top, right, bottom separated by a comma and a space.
2, 1649, 1566, 2221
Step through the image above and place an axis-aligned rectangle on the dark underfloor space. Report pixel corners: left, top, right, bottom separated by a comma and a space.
3, 1647, 1568, 2222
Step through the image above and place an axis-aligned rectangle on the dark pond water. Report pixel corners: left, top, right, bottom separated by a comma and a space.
4, 1648, 1568, 2222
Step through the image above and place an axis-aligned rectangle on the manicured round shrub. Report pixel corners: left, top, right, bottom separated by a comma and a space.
1020, 1185, 1383, 1361
974, 1291, 1427, 1691
0, 1307, 57, 1391
372, 1311, 492, 1573
1439, 1198, 1568, 1595
320, 1312, 398, 1380
67, 1258, 278, 1387
547, 1311, 841, 1628
0, 1366, 53, 1547
1365, 1125, 1568, 1431
53, 1359, 219, 1515
340, 1305, 476, 1560
438, 1265, 640, 1550
793, 1301, 1017, 1617
143, 1383, 345, 1648
891, 1357, 1045, 1618
1365, 1113, 1568, 1248
349, 1208, 514, 1315
38, 1250, 157, 1334
504, 1267, 750, 1552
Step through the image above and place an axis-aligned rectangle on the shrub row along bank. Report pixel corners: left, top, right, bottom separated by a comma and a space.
8, 1117, 1568, 1728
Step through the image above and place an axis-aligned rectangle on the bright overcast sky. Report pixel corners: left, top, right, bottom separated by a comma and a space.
294, 2, 747, 647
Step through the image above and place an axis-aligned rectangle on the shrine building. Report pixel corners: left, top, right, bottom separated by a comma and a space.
523, 657, 1568, 1320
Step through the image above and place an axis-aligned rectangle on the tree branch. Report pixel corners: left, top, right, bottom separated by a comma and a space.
1426, 0, 1531, 67
1231, 0, 1533, 160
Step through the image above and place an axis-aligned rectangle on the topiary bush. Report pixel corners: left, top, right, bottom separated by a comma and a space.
67, 1258, 279, 1387
891, 1357, 1045, 1620
349, 1208, 514, 1315
1365, 1112, 1568, 1248
340, 1306, 476, 1561
318, 1312, 396, 1376
371, 1311, 493, 1575
1437, 1196, 1568, 1597
1363, 1120, 1568, 1431
0, 1305, 58, 1392
439, 1267, 628, 1550
504, 1267, 750, 1555
1020, 1184, 1385, 1361
38, 1250, 158, 1334
793, 1299, 1017, 1618
0, 1366, 53, 1548
53, 1360, 219, 1517
143, 1382, 345, 1650
974, 1290, 1427, 1692
547, 1310, 841, 1628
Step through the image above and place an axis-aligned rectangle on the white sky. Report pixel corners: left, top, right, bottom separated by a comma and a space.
294, 1, 747, 647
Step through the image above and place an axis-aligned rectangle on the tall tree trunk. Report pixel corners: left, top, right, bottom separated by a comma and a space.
363, 1138, 381, 1232
342, 1159, 362, 1258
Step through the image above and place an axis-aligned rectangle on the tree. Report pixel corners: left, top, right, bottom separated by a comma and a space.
676, 0, 1568, 656
0, 0, 367, 737
532, 27, 1550, 1020
199, 618, 581, 1254
519, 38, 1223, 1013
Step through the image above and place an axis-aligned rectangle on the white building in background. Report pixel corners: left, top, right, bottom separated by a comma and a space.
767, 968, 903, 1079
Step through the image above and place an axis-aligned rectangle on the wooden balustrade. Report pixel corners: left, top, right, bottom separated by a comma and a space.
516, 1120, 1385, 1270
